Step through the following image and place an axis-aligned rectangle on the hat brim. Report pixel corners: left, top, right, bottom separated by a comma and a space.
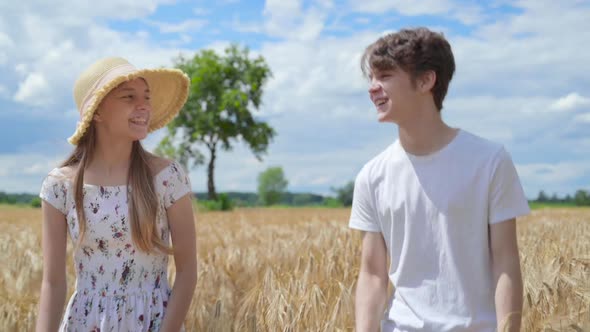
68, 68, 190, 145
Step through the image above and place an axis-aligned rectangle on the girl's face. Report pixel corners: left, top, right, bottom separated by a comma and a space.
94, 78, 152, 142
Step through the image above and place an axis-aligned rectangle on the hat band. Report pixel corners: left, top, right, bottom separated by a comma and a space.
79, 63, 138, 117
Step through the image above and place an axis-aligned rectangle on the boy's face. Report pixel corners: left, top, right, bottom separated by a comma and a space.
368, 67, 420, 124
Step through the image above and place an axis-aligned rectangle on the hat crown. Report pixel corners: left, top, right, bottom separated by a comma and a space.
68, 56, 189, 145
73, 57, 135, 110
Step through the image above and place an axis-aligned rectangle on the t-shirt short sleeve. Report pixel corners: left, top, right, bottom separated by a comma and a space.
162, 161, 192, 209
488, 147, 531, 224
349, 165, 381, 232
39, 169, 68, 215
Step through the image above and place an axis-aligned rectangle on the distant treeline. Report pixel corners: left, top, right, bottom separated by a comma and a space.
534, 190, 590, 206
0, 191, 340, 208
3, 189, 590, 208
193, 191, 332, 207
0, 192, 39, 205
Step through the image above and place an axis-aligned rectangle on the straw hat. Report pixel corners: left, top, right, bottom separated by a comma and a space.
69, 57, 190, 145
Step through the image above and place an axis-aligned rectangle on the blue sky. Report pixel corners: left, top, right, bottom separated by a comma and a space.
1, 0, 589, 198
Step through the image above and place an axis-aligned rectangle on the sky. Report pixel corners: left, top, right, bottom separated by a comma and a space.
0, 0, 589, 199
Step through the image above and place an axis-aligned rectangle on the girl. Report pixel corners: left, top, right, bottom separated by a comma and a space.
35, 57, 197, 332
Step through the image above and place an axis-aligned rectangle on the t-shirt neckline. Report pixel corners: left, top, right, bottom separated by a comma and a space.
399, 128, 463, 162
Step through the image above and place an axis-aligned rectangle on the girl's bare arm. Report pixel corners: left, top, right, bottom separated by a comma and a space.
36, 201, 68, 332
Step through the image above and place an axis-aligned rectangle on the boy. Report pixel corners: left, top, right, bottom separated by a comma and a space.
349, 27, 530, 331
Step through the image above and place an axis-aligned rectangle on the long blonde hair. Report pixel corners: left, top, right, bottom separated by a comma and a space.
61, 122, 172, 254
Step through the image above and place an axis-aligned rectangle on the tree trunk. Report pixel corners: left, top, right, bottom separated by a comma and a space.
207, 144, 217, 200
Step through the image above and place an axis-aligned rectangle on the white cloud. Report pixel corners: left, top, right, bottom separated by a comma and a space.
7, 0, 175, 21
443, 93, 590, 163
516, 161, 590, 196
13, 72, 52, 106
201, 40, 233, 55
232, 16, 264, 34
450, 4, 484, 25
147, 19, 208, 34
187, 137, 391, 195
1, 0, 590, 199
444, 95, 556, 145
550, 93, 590, 112
23, 159, 63, 175
258, 32, 377, 118
351, 0, 452, 15
152, 2, 590, 197
264, 0, 300, 16
349, 0, 484, 25
574, 112, 590, 124
0, 31, 13, 48
316, 0, 334, 9
354, 17, 370, 25
0, 153, 64, 192
0, 32, 13, 65
451, 1, 590, 96
193, 7, 211, 16
1, 2, 196, 111
14, 64, 28, 76
233, 0, 327, 42
0, 85, 8, 98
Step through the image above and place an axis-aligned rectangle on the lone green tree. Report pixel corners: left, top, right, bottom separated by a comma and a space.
331, 181, 355, 206
156, 44, 275, 200
574, 189, 589, 206
258, 167, 288, 206
536, 190, 548, 202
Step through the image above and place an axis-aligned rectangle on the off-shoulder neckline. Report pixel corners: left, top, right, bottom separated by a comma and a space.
51, 161, 178, 188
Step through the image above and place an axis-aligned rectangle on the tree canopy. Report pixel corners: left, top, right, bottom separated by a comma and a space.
156, 44, 275, 200
258, 167, 288, 206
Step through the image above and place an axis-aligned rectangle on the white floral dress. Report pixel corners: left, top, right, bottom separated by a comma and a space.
39, 161, 191, 332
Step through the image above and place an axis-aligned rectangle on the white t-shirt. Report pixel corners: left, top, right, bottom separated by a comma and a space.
349, 129, 530, 332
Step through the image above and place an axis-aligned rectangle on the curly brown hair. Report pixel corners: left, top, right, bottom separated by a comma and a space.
361, 27, 455, 111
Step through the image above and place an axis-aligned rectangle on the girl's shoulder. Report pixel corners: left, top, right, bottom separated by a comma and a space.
46, 157, 182, 184
146, 154, 191, 207
46, 165, 77, 184
146, 153, 176, 179
40, 165, 77, 213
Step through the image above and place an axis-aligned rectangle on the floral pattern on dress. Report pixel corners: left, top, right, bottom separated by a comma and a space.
39, 161, 191, 332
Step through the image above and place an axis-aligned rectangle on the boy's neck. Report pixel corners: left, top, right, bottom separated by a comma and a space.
397, 106, 458, 156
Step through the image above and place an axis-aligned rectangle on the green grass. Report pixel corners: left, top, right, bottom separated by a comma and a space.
0, 203, 37, 209
3, 201, 586, 211
528, 201, 579, 210
256, 204, 347, 209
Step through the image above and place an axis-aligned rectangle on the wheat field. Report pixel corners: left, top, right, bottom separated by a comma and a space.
0, 205, 588, 331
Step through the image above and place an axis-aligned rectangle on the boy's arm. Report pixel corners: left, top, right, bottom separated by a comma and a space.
490, 218, 523, 332
355, 231, 389, 332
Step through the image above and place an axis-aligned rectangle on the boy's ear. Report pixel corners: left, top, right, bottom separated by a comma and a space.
418, 70, 436, 93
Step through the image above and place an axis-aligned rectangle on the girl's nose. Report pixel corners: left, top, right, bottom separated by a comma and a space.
136, 97, 151, 110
